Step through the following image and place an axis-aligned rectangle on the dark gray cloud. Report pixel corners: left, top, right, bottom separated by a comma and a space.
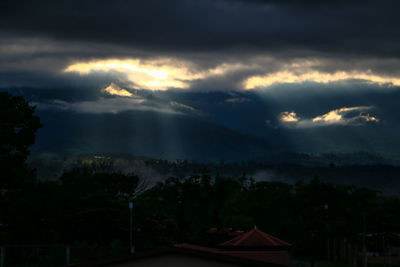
0, 0, 399, 57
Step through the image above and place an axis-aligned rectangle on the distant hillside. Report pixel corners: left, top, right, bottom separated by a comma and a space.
33, 109, 278, 161
8, 87, 400, 160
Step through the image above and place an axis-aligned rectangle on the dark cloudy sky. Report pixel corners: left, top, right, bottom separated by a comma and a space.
2, 0, 400, 160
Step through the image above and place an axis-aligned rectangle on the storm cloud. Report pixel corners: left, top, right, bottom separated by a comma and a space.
1, 0, 399, 56
2, 0, 400, 159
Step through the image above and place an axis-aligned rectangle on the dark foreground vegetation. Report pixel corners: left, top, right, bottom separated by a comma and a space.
2, 92, 400, 266
2, 163, 400, 264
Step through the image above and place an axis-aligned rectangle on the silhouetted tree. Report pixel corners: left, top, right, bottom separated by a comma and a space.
0, 92, 42, 188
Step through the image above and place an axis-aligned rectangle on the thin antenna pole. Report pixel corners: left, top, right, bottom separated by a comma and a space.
129, 201, 135, 254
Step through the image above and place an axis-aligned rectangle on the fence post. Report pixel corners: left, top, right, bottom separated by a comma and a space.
0, 246, 5, 267
65, 245, 70, 265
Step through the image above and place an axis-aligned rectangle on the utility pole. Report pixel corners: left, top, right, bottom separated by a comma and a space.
363, 215, 367, 267
325, 203, 330, 260
65, 245, 71, 265
383, 233, 386, 267
311, 232, 315, 267
129, 201, 135, 254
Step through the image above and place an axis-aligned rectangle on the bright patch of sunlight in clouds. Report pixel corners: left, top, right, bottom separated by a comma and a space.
280, 106, 379, 127
280, 111, 299, 122
102, 83, 133, 97
312, 106, 372, 124
64, 57, 400, 91
245, 70, 400, 89
64, 58, 244, 91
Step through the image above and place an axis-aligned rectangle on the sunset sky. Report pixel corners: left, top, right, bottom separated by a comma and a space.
1, 0, 400, 160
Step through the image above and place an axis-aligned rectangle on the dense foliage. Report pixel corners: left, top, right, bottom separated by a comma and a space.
2, 167, 400, 260
134, 173, 400, 257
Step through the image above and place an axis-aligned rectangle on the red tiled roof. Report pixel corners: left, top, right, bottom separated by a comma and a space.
175, 228, 291, 266
176, 243, 289, 266
219, 228, 291, 248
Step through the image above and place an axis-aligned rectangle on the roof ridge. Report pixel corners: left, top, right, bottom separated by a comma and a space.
233, 230, 253, 246
257, 230, 279, 246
